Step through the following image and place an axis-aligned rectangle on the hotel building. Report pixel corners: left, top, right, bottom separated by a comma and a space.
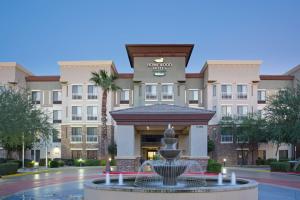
0, 44, 299, 170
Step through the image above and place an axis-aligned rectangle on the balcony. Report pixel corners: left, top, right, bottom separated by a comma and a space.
189, 100, 199, 104
221, 115, 233, 120
221, 93, 232, 99
71, 135, 82, 143
162, 94, 173, 101
258, 100, 266, 104
145, 94, 157, 101
32, 100, 40, 104
120, 100, 130, 104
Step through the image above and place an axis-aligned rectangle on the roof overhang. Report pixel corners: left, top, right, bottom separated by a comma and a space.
125, 44, 194, 68
110, 104, 215, 125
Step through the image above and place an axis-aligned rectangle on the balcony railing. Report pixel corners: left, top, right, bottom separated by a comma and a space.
145, 94, 157, 100
221, 93, 232, 99
120, 100, 130, 104
88, 93, 98, 99
72, 93, 82, 100
86, 135, 98, 143
72, 115, 82, 120
32, 100, 41, 104
53, 100, 62, 104
71, 135, 82, 142
221, 115, 233, 120
189, 100, 199, 104
162, 94, 173, 100
258, 100, 266, 104
53, 119, 62, 123
237, 92, 247, 99
87, 116, 97, 121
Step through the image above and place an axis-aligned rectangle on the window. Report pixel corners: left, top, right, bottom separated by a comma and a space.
53, 110, 62, 123
161, 84, 174, 100
221, 85, 232, 99
87, 106, 97, 120
32, 91, 41, 104
188, 89, 199, 104
86, 127, 98, 143
145, 84, 157, 100
258, 150, 266, 160
212, 85, 217, 97
221, 105, 232, 119
71, 127, 82, 143
221, 129, 233, 143
279, 150, 288, 160
87, 150, 98, 159
88, 85, 98, 99
120, 89, 130, 104
237, 106, 248, 119
71, 150, 82, 159
72, 85, 82, 99
237, 85, 247, 99
258, 90, 266, 104
53, 91, 62, 104
52, 130, 61, 143
72, 106, 82, 120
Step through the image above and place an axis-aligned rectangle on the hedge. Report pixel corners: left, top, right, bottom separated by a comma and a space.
270, 162, 290, 172
207, 159, 222, 173
49, 160, 59, 168
0, 162, 19, 176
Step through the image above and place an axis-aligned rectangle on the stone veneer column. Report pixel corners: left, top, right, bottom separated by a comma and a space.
188, 125, 209, 169
115, 125, 138, 171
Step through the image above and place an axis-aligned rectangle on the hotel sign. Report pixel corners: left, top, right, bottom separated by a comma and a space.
147, 58, 172, 77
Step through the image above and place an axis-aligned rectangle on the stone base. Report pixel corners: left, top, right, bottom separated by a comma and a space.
116, 157, 140, 172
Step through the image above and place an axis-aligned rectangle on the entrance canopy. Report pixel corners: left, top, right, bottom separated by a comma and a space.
110, 104, 215, 125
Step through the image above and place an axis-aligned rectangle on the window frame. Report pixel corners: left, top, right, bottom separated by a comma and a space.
71, 84, 83, 100
145, 83, 158, 101
161, 83, 174, 101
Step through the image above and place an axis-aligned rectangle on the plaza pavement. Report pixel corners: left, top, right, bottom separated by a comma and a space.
0, 167, 300, 199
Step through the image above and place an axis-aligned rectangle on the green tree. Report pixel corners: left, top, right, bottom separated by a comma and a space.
90, 70, 120, 172
0, 87, 56, 165
264, 85, 300, 159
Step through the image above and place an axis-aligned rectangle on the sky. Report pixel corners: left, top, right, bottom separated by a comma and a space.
0, 0, 299, 75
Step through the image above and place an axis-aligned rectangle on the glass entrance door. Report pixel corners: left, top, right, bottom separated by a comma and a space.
147, 150, 157, 160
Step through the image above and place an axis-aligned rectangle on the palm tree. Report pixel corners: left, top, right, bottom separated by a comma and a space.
90, 70, 120, 172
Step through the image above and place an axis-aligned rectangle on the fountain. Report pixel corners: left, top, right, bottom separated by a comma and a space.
85, 125, 258, 200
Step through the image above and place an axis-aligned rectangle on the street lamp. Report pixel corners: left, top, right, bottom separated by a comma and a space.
78, 158, 83, 167
223, 158, 227, 167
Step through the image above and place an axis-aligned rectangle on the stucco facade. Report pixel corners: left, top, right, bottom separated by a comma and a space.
0, 44, 299, 169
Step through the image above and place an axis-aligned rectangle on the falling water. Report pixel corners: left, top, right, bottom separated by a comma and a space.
231, 172, 236, 185
217, 173, 223, 185
118, 173, 124, 185
105, 172, 110, 185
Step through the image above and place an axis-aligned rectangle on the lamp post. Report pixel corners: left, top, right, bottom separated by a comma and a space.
223, 158, 227, 167
78, 158, 83, 167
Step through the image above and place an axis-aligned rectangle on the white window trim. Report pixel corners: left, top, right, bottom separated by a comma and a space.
86, 127, 98, 143
71, 105, 83, 122
220, 104, 233, 118
257, 89, 267, 102
145, 83, 158, 101
70, 126, 83, 144
86, 105, 98, 121
220, 84, 233, 100
31, 90, 42, 104
161, 83, 174, 101
120, 89, 130, 102
237, 84, 248, 100
87, 84, 98, 101
220, 134, 234, 144
52, 90, 62, 103
187, 89, 199, 104
71, 84, 83, 101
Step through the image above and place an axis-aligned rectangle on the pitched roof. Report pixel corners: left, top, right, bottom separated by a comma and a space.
111, 104, 214, 115
284, 64, 300, 75
260, 75, 294, 80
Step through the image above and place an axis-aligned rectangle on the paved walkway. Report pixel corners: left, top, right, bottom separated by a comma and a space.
1, 167, 300, 199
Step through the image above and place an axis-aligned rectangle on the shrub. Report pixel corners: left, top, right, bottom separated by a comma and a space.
74, 159, 85, 166
85, 159, 100, 166
8, 160, 22, 168
207, 159, 222, 173
270, 162, 290, 172
62, 159, 74, 166
110, 159, 116, 166
39, 158, 52, 166
0, 162, 19, 176
295, 164, 300, 172
256, 158, 266, 165
25, 159, 34, 168
100, 159, 106, 166
58, 160, 65, 167
266, 158, 277, 165
0, 158, 7, 164
49, 160, 59, 168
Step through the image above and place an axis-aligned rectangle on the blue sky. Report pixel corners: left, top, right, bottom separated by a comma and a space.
0, 0, 299, 75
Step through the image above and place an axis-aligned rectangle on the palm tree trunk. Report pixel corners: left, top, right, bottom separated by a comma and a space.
101, 90, 110, 172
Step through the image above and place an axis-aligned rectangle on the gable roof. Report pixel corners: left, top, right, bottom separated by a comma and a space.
285, 64, 300, 75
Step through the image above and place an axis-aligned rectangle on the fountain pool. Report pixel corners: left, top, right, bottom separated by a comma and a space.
84, 125, 258, 200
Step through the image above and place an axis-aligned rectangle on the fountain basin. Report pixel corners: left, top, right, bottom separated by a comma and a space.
153, 165, 187, 185
84, 176, 258, 200
159, 149, 181, 161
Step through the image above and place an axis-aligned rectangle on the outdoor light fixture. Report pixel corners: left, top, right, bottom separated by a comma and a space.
146, 126, 150, 130
223, 158, 227, 167
78, 158, 83, 167
109, 157, 112, 162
